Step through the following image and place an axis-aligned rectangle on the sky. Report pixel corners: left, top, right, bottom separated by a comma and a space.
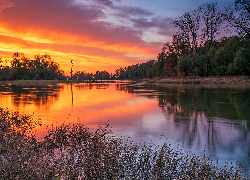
0, 0, 234, 75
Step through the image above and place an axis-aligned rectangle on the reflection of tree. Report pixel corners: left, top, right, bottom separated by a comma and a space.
162, 85, 250, 121
158, 85, 250, 144
75, 83, 110, 90
0, 84, 61, 108
158, 84, 250, 170
116, 83, 250, 123
116, 83, 250, 170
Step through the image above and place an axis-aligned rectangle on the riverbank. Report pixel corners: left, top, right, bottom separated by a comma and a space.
1, 76, 250, 85
0, 79, 83, 85
146, 76, 250, 84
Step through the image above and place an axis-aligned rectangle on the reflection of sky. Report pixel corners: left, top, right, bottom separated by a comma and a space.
0, 83, 249, 173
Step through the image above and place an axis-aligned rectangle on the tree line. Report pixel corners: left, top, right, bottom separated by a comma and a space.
0, 53, 65, 80
113, 0, 250, 79
0, 53, 115, 81
1, 1, 249, 81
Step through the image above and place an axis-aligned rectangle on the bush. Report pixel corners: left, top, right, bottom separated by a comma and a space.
176, 56, 194, 76
232, 47, 250, 75
0, 108, 247, 179
192, 53, 208, 77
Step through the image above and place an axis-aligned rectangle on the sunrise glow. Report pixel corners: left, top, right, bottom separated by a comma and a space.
0, 0, 176, 75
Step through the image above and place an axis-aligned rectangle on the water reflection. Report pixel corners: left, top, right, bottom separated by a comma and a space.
0, 82, 249, 173
116, 83, 250, 171
0, 83, 61, 107
118, 83, 250, 121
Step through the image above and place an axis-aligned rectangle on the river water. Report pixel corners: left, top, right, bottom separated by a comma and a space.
0, 82, 250, 173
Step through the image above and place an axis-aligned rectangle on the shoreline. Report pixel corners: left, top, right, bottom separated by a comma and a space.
1, 76, 250, 85
146, 76, 250, 84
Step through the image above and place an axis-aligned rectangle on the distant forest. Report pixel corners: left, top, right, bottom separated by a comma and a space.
0, 0, 249, 81
0, 53, 65, 81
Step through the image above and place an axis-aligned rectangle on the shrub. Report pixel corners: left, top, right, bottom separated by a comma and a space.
0, 108, 247, 179
176, 56, 194, 76
233, 47, 250, 75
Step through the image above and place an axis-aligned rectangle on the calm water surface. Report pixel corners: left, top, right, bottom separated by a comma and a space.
0, 82, 250, 173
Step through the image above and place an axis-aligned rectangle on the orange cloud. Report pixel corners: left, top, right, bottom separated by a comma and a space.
0, 34, 144, 74
0, 0, 166, 74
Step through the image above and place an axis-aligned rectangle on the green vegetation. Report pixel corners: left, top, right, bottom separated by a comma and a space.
0, 53, 65, 81
0, 1, 249, 81
112, 1, 250, 79
0, 107, 248, 179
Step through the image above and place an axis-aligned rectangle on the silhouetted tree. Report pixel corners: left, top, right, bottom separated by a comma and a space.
173, 10, 200, 52
199, 2, 223, 46
225, 0, 250, 39
0, 53, 65, 80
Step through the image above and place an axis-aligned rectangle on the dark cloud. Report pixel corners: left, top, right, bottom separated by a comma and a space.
115, 6, 153, 17
131, 18, 155, 28
93, 0, 121, 6
131, 17, 172, 29
130, 16, 175, 38
93, 0, 113, 6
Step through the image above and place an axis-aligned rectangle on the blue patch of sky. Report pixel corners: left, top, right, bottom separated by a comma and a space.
73, 0, 236, 43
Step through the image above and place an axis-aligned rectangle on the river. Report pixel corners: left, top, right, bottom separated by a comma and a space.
0, 81, 249, 173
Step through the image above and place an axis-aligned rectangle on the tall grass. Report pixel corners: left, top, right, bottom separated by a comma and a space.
0, 107, 247, 179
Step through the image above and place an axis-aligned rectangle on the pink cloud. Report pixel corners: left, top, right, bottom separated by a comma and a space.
0, 0, 13, 12
0, 0, 161, 54
0, 0, 171, 73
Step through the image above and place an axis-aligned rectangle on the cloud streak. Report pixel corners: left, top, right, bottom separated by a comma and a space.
2, 0, 224, 74
0, 0, 13, 12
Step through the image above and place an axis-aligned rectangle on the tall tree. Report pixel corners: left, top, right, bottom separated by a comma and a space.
235, 0, 250, 13
173, 10, 200, 52
199, 2, 223, 46
225, 0, 250, 39
199, 2, 223, 76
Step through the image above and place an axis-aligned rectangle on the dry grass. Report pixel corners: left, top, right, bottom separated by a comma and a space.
0, 107, 247, 179
148, 76, 250, 84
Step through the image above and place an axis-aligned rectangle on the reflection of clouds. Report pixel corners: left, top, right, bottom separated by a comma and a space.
0, 83, 249, 172
161, 111, 250, 171
117, 83, 250, 172
142, 113, 165, 129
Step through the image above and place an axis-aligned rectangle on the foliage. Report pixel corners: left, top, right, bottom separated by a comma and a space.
0, 107, 247, 179
110, 60, 157, 80
199, 2, 223, 45
0, 53, 65, 81
176, 56, 194, 76
225, 0, 250, 39
231, 47, 250, 75
113, 1, 249, 79
173, 10, 200, 52
192, 53, 208, 77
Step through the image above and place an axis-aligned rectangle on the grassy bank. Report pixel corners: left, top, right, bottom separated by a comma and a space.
0, 107, 248, 179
